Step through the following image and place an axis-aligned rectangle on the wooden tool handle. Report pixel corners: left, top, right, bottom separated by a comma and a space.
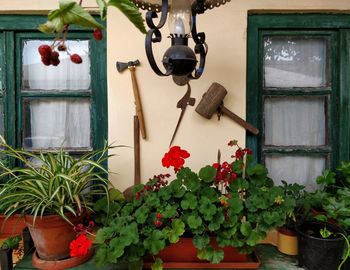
134, 115, 141, 185
221, 106, 259, 135
129, 67, 147, 139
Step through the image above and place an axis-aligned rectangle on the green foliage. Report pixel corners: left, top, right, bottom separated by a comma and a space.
39, 0, 146, 35
94, 146, 295, 269
0, 138, 114, 224
108, 0, 147, 34
303, 162, 350, 230
39, 0, 105, 33
1, 235, 21, 250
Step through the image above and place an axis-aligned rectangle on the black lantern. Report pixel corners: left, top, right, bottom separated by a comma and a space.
136, 0, 210, 84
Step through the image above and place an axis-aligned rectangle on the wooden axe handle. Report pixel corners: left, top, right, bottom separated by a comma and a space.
134, 115, 141, 185
129, 67, 147, 139
221, 106, 259, 135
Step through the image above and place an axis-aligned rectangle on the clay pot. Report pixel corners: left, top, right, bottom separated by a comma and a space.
0, 215, 26, 237
144, 237, 261, 269
24, 213, 83, 260
277, 227, 298, 256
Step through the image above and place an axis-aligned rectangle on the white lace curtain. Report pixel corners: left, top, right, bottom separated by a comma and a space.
263, 37, 328, 190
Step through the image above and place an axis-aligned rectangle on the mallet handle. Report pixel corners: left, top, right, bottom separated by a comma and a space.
221, 106, 259, 135
129, 67, 147, 139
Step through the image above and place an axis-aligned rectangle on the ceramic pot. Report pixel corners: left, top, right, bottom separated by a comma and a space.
144, 237, 261, 269
296, 221, 345, 270
277, 227, 298, 256
24, 213, 83, 260
0, 215, 26, 237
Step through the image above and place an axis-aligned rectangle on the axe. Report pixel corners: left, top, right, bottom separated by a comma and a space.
117, 60, 147, 139
195, 82, 259, 135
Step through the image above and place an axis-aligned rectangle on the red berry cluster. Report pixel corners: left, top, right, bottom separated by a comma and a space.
213, 161, 237, 186
38, 45, 60, 66
93, 28, 103, 41
154, 213, 163, 227
135, 174, 171, 200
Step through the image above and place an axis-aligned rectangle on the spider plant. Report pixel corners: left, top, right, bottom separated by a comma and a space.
0, 137, 113, 224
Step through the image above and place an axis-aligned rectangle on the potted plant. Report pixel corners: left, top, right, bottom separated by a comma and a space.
0, 138, 112, 267
276, 181, 305, 256
94, 141, 295, 269
296, 165, 350, 270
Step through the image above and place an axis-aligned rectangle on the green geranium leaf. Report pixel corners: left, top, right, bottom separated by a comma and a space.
162, 204, 178, 219
144, 230, 166, 255
183, 170, 201, 191
247, 164, 268, 177
128, 260, 143, 270
158, 186, 172, 201
95, 227, 115, 243
181, 193, 198, 210
246, 230, 261, 246
228, 196, 243, 214
108, 0, 147, 34
193, 234, 210, 249
119, 222, 139, 245
208, 211, 225, 231
109, 237, 126, 259
96, 0, 107, 19
240, 222, 252, 237
198, 196, 217, 221
229, 178, 249, 191
187, 215, 203, 229
151, 258, 163, 270
199, 165, 217, 183
145, 192, 161, 207
202, 246, 224, 264
166, 219, 185, 243
135, 205, 149, 224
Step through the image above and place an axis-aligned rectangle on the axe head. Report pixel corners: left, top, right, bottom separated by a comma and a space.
116, 60, 140, 72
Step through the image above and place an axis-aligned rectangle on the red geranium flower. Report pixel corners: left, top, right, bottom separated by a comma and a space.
69, 234, 92, 257
162, 146, 190, 172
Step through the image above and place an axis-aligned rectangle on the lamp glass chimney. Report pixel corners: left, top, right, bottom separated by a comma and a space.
168, 0, 192, 36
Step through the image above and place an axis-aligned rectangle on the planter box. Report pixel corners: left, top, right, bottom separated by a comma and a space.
0, 215, 26, 237
144, 238, 260, 269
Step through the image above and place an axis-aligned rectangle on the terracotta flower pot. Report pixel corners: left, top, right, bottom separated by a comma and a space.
0, 215, 26, 237
24, 213, 83, 261
144, 237, 261, 269
277, 227, 298, 256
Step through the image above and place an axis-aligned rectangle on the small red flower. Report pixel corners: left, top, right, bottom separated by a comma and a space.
162, 146, 190, 172
156, 213, 163, 219
69, 234, 92, 257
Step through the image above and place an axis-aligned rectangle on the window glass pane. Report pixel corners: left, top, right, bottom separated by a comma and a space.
265, 155, 326, 190
264, 37, 328, 88
264, 97, 326, 146
23, 98, 91, 150
22, 40, 91, 91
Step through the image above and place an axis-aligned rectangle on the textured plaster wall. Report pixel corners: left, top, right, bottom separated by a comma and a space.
1, 0, 350, 190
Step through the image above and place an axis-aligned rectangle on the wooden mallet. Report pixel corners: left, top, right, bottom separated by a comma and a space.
195, 82, 259, 135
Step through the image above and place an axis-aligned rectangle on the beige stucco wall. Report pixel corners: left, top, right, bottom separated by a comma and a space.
1, 0, 350, 191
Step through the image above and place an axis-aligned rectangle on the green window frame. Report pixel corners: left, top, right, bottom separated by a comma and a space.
0, 15, 107, 153
247, 14, 350, 173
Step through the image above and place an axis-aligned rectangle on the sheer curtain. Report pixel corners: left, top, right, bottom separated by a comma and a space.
24, 99, 90, 149
263, 37, 328, 190
22, 40, 91, 149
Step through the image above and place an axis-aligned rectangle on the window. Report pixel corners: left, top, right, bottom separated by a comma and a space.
247, 14, 350, 189
0, 15, 107, 158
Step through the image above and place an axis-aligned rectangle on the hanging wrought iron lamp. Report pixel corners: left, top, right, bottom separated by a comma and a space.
131, 0, 230, 84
